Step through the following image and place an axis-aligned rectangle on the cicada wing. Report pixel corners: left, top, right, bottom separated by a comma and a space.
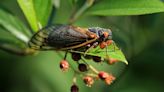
28, 25, 96, 50
46, 25, 95, 49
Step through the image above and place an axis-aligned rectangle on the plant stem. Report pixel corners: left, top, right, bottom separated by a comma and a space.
81, 57, 99, 74
0, 44, 36, 55
48, 6, 56, 26
69, 0, 95, 24
88, 65, 99, 74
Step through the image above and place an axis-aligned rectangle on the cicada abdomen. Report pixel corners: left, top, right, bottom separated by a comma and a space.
28, 26, 54, 50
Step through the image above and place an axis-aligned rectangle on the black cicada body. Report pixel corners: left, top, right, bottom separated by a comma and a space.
28, 24, 112, 51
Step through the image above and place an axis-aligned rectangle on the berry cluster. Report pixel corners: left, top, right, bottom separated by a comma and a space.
59, 40, 119, 92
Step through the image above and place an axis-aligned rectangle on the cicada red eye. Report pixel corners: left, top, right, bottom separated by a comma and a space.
103, 32, 109, 38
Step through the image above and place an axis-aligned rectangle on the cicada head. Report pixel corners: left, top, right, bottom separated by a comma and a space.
88, 27, 112, 42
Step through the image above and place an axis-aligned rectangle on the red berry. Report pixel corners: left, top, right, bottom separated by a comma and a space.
98, 71, 109, 80
78, 63, 88, 72
104, 74, 115, 85
109, 58, 118, 65
59, 60, 69, 71
83, 76, 94, 87
98, 71, 116, 85
100, 42, 107, 49
71, 84, 79, 92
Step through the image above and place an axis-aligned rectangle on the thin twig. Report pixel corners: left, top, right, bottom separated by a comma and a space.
48, 6, 56, 26
69, 0, 95, 24
81, 57, 99, 74
0, 44, 36, 56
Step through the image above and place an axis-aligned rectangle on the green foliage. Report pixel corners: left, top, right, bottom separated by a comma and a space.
0, 38, 26, 55
88, 43, 128, 64
17, 0, 39, 31
86, 0, 164, 16
17, 0, 52, 31
72, 43, 128, 64
1, 0, 164, 92
0, 9, 30, 43
53, 0, 60, 8
33, 0, 52, 26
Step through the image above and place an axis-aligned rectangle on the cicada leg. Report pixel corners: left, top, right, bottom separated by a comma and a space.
105, 45, 109, 57
111, 41, 120, 52
84, 42, 99, 56
60, 37, 98, 51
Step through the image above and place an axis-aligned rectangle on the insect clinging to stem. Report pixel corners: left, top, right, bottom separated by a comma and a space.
28, 24, 113, 53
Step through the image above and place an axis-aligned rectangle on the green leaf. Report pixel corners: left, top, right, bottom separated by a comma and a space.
0, 9, 31, 43
88, 42, 128, 64
33, 0, 52, 26
86, 0, 164, 16
54, 0, 73, 24
0, 27, 28, 55
17, 0, 53, 31
53, 0, 60, 9
70, 42, 128, 64
17, 0, 39, 31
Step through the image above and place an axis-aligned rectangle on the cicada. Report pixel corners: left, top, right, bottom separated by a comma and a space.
28, 24, 112, 51
28, 24, 121, 91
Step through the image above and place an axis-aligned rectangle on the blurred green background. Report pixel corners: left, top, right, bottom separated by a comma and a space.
0, 0, 164, 92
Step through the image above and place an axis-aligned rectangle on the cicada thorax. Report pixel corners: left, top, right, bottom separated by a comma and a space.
28, 25, 98, 50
